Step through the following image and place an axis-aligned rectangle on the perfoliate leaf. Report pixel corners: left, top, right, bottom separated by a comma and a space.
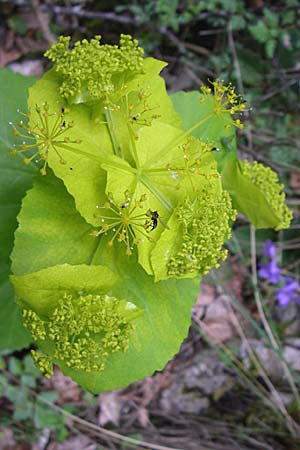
103, 122, 220, 275
12, 263, 142, 378
171, 83, 244, 170
70, 248, 198, 393
0, 68, 37, 351
25, 56, 181, 226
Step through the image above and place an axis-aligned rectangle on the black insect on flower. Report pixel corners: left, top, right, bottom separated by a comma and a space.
144, 209, 159, 231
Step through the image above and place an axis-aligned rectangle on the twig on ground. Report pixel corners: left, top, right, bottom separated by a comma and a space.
31, 0, 55, 44
43, 5, 137, 25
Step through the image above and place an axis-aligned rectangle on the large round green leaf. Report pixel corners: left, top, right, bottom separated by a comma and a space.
11, 172, 199, 392
171, 90, 234, 144
0, 69, 37, 351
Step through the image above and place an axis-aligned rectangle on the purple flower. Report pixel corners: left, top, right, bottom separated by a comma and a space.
282, 34, 292, 48
258, 240, 281, 283
276, 277, 300, 307
262, 240, 276, 259
259, 240, 300, 308
258, 259, 281, 283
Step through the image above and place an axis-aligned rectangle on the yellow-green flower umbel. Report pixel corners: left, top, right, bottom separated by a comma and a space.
9, 103, 82, 175
241, 160, 292, 230
200, 80, 246, 129
23, 293, 142, 377
45, 34, 144, 104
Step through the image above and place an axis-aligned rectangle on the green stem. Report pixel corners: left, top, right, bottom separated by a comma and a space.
124, 93, 140, 169
139, 173, 173, 214
127, 124, 140, 169
146, 113, 214, 167
105, 108, 124, 159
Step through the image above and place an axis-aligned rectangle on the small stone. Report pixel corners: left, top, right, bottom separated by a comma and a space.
283, 346, 300, 371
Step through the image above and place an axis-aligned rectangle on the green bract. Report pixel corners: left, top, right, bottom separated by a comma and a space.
241, 161, 292, 230
221, 156, 292, 230
5, 35, 292, 392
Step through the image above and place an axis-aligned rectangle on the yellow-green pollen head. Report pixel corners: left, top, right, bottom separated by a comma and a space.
44, 34, 144, 103
166, 137, 218, 191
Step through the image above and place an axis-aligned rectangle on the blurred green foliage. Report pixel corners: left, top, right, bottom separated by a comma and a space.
0, 354, 68, 442
115, 0, 300, 58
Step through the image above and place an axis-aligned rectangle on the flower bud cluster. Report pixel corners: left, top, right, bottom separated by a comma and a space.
22, 293, 137, 377
45, 35, 144, 102
167, 190, 236, 277
242, 161, 292, 230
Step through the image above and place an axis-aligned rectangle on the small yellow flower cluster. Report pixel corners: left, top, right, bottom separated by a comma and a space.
22, 309, 46, 340
9, 103, 81, 175
22, 293, 138, 377
92, 191, 156, 255
242, 160, 292, 230
31, 351, 53, 378
167, 190, 236, 277
45, 35, 144, 102
127, 87, 161, 131
200, 80, 246, 129
166, 137, 215, 189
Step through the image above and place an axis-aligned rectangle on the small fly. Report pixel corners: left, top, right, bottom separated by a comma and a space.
144, 210, 169, 232
146, 210, 159, 231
